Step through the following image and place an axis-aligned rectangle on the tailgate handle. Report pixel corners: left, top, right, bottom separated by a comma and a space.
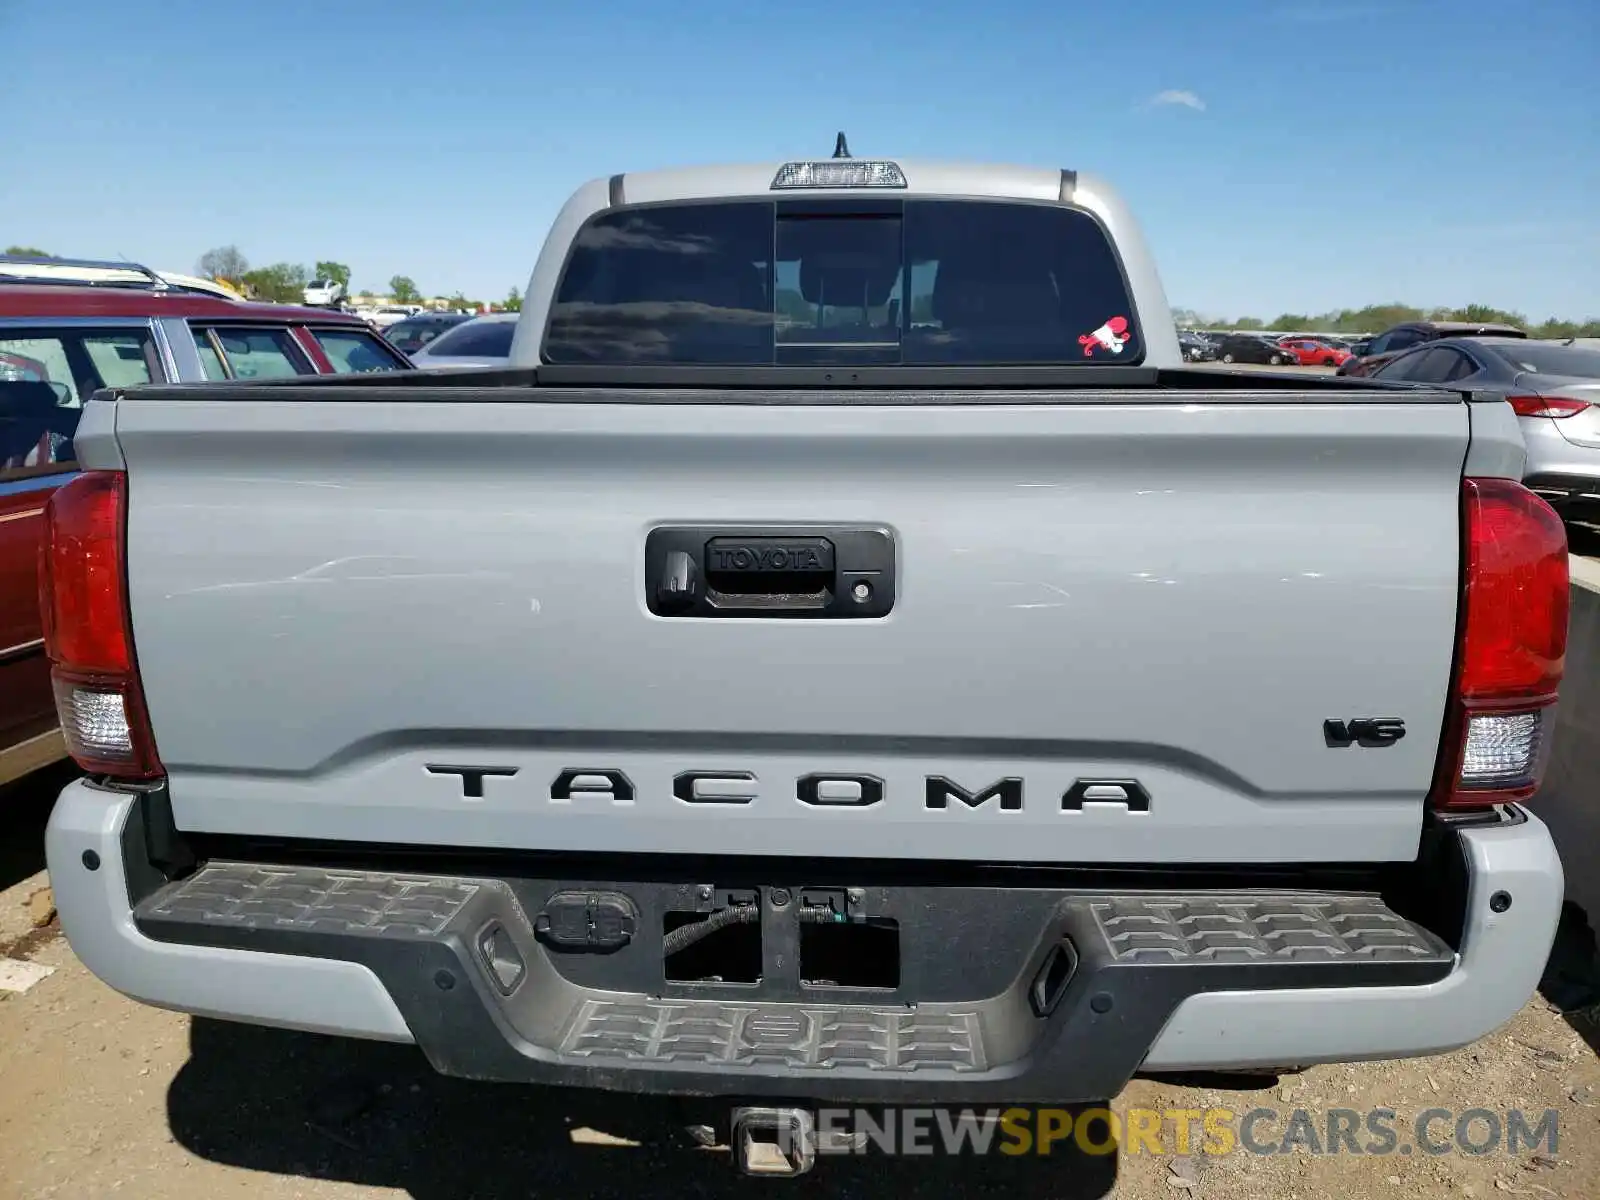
704, 537, 834, 610
645, 526, 896, 619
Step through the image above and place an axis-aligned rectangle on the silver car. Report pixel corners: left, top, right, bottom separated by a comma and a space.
1369, 337, 1600, 523
409, 312, 517, 370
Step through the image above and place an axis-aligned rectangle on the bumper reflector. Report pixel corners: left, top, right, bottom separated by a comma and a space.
477, 921, 527, 995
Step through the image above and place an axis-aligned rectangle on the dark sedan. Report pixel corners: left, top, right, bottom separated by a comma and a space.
1338, 320, 1526, 377
1367, 337, 1600, 523
1214, 333, 1294, 366
1177, 330, 1217, 362
383, 312, 475, 355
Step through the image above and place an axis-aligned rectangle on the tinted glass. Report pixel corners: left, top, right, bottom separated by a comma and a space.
312, 328, 408, 374
1385, 329, 1422, 352
1433, 349, 1476, 382
1372, 348, 1429, 380
1489, 342, 1600, 379
193, 326, 312, 380
385, 316, 468, 352
383, 320, 425, 351
545, 199, 1140, 366
425, 320, 515, 358
1394, 348, 1460, 383
1, 329, 156, 475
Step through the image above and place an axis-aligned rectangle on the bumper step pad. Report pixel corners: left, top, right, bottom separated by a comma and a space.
561, 999, 988, 1072
142, 863, 487, 937
1089, 894, 1447, 964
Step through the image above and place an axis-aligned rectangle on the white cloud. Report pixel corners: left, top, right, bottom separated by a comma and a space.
1147, 89, 1206, 112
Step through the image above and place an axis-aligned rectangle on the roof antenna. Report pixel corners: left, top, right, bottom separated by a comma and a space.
833, 131, 851, 159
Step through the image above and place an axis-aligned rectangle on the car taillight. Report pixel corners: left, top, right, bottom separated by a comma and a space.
1430, 478, 1567, 811
38, 471, 163, 778
1507, 395, 1590, 419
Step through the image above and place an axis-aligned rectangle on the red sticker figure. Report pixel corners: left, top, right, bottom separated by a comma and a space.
1079, 316, 1131, 357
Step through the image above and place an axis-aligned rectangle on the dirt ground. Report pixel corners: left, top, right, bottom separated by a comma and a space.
3, 767, 1598, 1200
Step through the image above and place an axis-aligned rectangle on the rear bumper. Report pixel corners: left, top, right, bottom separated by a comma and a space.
1520, 417, 1600, 519
48, 780, 1563, 1101
1524, 473, 1600, 521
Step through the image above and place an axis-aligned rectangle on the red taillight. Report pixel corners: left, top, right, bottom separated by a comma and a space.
39, 471, 163, 779
1507, 395, 1590, 419
1430, 478, 1568, 810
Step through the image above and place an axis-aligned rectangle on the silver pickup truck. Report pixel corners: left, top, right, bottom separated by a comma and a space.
44, 153, 1571, 1170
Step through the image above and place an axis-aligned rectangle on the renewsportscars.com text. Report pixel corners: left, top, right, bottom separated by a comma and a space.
806, 1106, 1559, 1158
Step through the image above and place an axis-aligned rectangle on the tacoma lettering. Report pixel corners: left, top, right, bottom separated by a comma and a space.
419, 767, 1157, 813
674, 770, 758, 804
797, 773, 885, 807
425, 764, 519, 799
924, 776, 1024, 812
550, 768, 636, 805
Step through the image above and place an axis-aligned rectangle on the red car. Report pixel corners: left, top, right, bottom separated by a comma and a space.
1277, 338, 1352, 368
1, 259, 412, 787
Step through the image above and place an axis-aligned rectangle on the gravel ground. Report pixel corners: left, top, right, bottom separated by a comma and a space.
3, 768, 1598, 1200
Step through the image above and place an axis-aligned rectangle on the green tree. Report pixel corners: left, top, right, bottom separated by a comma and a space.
5, 245, 51, 257
1446, 303, 1527, 327
314, 261, 352, 290
1200, 305, 1600, 338
501, 286, 523, 313
1343, 304, 1424, 332
197, 245, 250, 282
389, 275, 422, 303
241, 262, 310, 303
1533, 318, 1581, 339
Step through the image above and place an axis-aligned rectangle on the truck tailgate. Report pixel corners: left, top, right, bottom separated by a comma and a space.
112, 391, 1467, 863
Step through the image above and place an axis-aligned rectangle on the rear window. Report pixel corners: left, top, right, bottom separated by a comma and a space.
1487, 342, 1600, 379
383, 321, 429, 351
544, 199, 1141, 366
425, 320, 515, 358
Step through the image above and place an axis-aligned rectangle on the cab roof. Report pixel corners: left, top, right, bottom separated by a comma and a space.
606, 157, 1087, 207
0, 283, 368, 323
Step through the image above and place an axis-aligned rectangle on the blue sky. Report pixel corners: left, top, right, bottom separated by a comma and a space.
4, 0, 1596, 319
